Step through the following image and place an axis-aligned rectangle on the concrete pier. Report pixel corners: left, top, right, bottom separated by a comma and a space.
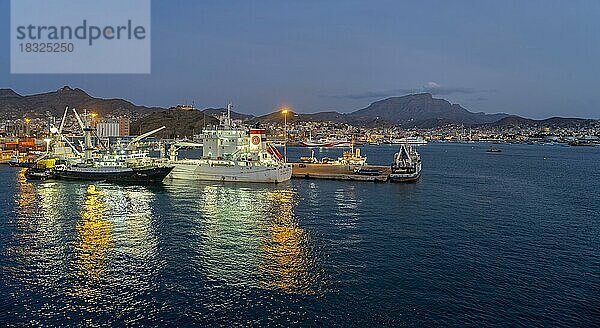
291, 163, 390, 182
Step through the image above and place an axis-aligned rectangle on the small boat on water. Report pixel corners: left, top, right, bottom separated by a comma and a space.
24, 159, 56, 180
335, 147, 367, 166
390, 136, 428, 145
299, 140, 352, 148
389, 143, 421, 183
568, 140, 595, 147
300, 150, 319, 164
486, 146, 502, 153
298, 144, 368, 166
8, 154, 34, 167
298, 131, 352, 148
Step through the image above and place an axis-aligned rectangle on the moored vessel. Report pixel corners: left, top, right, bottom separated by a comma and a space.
389, 143, 422, 183
24, 106, 174, 183
390, 136, 428, 145
167, 104, 292, 183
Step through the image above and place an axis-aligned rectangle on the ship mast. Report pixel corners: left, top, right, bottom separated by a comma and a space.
72, 108, 94, 161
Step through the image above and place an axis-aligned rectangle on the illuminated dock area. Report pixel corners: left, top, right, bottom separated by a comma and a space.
291, 163, 390, 182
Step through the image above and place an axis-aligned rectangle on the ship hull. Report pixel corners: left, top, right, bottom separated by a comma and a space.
9, 162, 33, 168
53, 166, 174, 182
389, 171, 421, 183
167, 160, 292, 183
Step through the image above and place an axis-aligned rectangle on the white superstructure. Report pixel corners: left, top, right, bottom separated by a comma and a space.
166, 104, 292, 183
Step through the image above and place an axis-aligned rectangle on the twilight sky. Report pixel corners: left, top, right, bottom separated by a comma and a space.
1, 0, 599, 118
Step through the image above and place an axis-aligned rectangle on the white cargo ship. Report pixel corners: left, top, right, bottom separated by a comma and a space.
166, 105, 292, 183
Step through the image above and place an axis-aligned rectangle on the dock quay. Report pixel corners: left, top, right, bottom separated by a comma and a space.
291, 163, 390, 182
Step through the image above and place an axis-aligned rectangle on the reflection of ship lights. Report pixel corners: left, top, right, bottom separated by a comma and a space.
8, 176, 160, 319
195, 183, 324, 295
72, 186, 112, 296
260, 189, 320, 295
16, 169, 36, 217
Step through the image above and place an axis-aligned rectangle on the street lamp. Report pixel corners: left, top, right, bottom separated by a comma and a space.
281, 108, 289, 162
24, 118, 31, 136
43, 138, 51, 156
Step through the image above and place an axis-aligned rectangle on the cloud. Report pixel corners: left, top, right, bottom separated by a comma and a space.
328, 82, 493, 100
421, 81, 478, 95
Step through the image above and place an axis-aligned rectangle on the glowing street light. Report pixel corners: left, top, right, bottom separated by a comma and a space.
24, 118, 31, 136
281, 108, 289, 162
43, 138, 52, 155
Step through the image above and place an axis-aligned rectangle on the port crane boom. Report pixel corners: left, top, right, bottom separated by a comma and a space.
127, 126, 166, 149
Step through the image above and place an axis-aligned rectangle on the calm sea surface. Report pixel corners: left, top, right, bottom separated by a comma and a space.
1, 143, 598, 327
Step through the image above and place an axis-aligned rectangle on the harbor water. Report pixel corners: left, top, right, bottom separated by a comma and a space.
0, 143, 598, 326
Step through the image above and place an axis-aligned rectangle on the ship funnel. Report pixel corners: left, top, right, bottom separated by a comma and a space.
249, 128, 266, 151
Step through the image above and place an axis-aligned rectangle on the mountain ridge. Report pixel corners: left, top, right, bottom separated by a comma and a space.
1, 87, 595, 134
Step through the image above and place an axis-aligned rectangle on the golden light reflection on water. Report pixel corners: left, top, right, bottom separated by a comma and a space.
15, 169, 36, 217
259, 189, 320, 295
174, 181, 325, 296
70, 185, 113, 298
9, 172, 160, 319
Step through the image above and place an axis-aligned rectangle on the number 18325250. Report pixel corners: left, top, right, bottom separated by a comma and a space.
19, 43, 74, 53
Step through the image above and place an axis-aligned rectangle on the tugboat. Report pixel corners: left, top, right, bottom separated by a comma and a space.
334, 146, 367, 166
300, 150, 319, 164
389, 143, 422, 183
24, 158, 56, 180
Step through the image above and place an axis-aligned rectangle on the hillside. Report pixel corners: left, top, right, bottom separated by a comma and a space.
3, 87, 595, 134
201, 108, 255, 121
347, 93, 509, 127
0, 86, 162, 119
487, 116, 595, 128
252, 93, 510, 128
130, 108, 219, 139
252, 111, 349, 125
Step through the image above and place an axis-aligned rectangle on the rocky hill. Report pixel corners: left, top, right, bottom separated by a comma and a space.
486, 115, 595, 128
0, 86, 162, 120
253, 93, 510, 128
3, 87, 595, 134
130, 108, 219, 139
346, 93, 509, 127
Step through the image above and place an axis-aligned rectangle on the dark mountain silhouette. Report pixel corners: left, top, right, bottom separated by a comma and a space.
2, 87, 596, 135
486, 115, 595, 128
253, 93, 510, 128
346, 93, 509, 127
0, 86, 162, 119
201, 108, 255, 121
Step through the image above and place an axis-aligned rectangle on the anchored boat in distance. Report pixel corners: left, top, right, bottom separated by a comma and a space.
390, 136, 428, 145
389, 143, 422, 183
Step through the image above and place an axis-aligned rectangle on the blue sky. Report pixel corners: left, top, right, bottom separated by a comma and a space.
1, 0, 599, 118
